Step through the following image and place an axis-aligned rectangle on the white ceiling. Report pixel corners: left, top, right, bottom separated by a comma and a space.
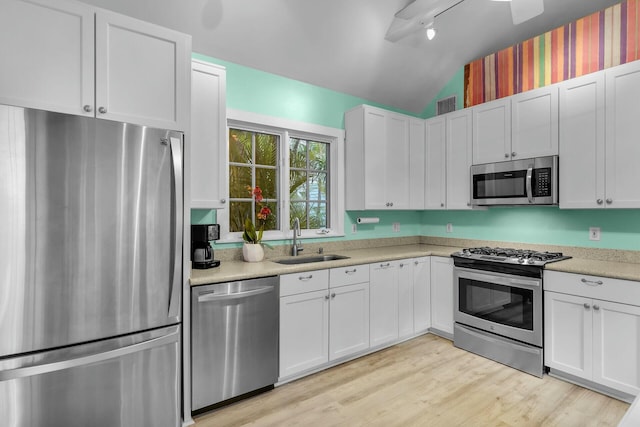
81, 0, 622, 115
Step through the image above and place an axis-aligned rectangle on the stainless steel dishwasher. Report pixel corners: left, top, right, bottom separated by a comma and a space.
191, 276, 279, 412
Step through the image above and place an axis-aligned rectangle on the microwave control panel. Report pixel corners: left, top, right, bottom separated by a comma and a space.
533, 168, 551, 197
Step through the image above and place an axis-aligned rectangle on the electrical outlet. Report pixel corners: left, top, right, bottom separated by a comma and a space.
392, 222, 400, 232
352, 223, 357, 233
446, 223, 453, 233
589, 227, 601, 241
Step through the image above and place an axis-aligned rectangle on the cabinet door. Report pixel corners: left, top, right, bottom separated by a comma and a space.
430, 256, 454, 336
397, 260, 414, 339
413, 257, 431, 333
0, 0, 95, 116
559, 72, 605, 209
329, 282, 370, 361
472, 98, 511, 164
605, 61, 640, 208
95, 10, 190, 130
279, 290, 329, 378
446, 109, 473, 210
409, 119, 426, 209
190, 61, 227, 209
593, 300, 640, 395
425, 116, 446, 210
385, 113, 411, 209
544, 291, 592, 380
511, 86, 559, 160
363, 109, 388, 210
369, 262, 399, 347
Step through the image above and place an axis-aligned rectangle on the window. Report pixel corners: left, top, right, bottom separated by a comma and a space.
220, 110, 344, 242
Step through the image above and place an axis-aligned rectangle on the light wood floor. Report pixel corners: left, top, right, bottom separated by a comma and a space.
193, 334, 629, 427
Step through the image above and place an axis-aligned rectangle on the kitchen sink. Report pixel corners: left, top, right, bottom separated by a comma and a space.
274, 254, 350, 265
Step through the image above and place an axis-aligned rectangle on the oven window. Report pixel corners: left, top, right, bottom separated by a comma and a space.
458, 277, 534, 330
474, 170, 527, 199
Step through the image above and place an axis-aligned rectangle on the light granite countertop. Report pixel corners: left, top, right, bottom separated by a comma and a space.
190, 237, 640, 286
190, 244, 462, 286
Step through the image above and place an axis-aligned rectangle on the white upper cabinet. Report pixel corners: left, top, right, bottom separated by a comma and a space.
409, 118, 426, 209
472, 98, 511, 164
345, 105, 412, 210
446, 109, 473, 210
604, 61, 640, 208
0, 0, 190, 131
559, 72, 605, 209
425, 110, 473, 210
424, 116, 446, 210
560, 61, 640, 209
190, 61, 227, 209
511, 85, 559, 160
472, 87, 558, 165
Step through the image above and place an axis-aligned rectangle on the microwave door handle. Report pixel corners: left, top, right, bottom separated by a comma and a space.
526, 167, 533, 203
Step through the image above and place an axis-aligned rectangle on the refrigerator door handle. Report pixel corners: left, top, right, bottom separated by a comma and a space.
168, 135, 183, 319
0, 332, 178, 381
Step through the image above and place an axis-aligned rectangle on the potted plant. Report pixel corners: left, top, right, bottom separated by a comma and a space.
242, 186, 271, 262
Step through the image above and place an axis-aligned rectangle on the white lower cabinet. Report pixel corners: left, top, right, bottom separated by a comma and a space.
369, 261, 399, 347
413, 257, 431, 333
398, 260, 415, 339
430, 256, 454, 336
545, 271, 640, 397
329, 282, 370, 361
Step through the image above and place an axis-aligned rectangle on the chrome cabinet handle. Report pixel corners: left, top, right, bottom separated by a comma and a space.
220, 198, 226, 204
399, 263, 404, 268
98, 106, 107, 114
512, 152, 517, 157
596, 199, 603, 205
606, 198, 613, 204
440, 203, 444, 207
414, 261, 419, 265
325, 294, 330, 300
581, 278, 603, 286
298, 275, 313, 281
345, 269, 357, 274
593, 304, 600, 311
331, 293, 336, 299
380, 262, 391, 268
504, 153, 509, 158
583, 303, 591, 309
83, 105, 93, 112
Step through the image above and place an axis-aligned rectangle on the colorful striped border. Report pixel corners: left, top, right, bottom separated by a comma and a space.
464, 0, 639, 107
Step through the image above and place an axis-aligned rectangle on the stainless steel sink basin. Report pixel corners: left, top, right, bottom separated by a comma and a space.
274, 254, 350, 265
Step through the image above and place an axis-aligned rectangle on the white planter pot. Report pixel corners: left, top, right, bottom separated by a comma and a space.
242, 243, 264, 262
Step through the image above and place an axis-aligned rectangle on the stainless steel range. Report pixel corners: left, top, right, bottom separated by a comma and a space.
451, 247, 570, 377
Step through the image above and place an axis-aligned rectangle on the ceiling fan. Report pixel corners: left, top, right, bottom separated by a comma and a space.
385, 0, 544, 42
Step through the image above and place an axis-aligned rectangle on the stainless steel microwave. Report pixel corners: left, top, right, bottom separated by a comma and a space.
471, 155, 558, 206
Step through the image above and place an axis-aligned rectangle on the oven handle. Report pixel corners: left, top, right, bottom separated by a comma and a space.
454, 267, 541, 289
526, 167, 533, 203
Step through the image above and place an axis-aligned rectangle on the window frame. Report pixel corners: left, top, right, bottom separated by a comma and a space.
218, 109, 344, 243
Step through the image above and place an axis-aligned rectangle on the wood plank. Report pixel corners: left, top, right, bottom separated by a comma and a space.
193, 334, 629, 427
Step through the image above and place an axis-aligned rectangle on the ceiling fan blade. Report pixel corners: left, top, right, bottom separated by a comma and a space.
510, 0, 544, 25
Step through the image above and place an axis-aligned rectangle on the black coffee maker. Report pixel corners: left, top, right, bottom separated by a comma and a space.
191, 224, 220, 269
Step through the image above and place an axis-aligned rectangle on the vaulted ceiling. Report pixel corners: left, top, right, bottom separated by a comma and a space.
81, 0, 623, 114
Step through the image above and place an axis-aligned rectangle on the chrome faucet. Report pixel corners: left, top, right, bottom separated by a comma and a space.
292, 217, 303, 256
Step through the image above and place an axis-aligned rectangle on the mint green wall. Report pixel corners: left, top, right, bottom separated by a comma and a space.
422, 208, 640, 250
420, 67, 465, 119
191, 53, 640, 252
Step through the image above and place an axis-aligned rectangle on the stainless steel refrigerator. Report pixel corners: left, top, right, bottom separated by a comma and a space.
0, 105, 183, 427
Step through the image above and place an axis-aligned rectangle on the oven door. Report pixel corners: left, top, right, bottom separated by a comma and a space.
454, 267, 542, 347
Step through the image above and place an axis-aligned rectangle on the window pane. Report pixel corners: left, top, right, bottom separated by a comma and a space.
309, 202, 327, 228
308, 141, 328, 172
289, 138, 307, 169
230, 201, 252, 232
229, 165, 252, 198
290, 170, 307, 200
256, 167, 278, 199
290, 202, 307, 228
229, 129, 252, 164
255, 133, 278, 166
309, 172, 327, 201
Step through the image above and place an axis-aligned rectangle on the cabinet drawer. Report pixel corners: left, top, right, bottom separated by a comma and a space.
280, 269, 329, 297
330, 264, 369, 288
545, 270, 640, 306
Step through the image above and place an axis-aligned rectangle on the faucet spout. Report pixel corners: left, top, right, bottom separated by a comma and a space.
292, 218, 303, 256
